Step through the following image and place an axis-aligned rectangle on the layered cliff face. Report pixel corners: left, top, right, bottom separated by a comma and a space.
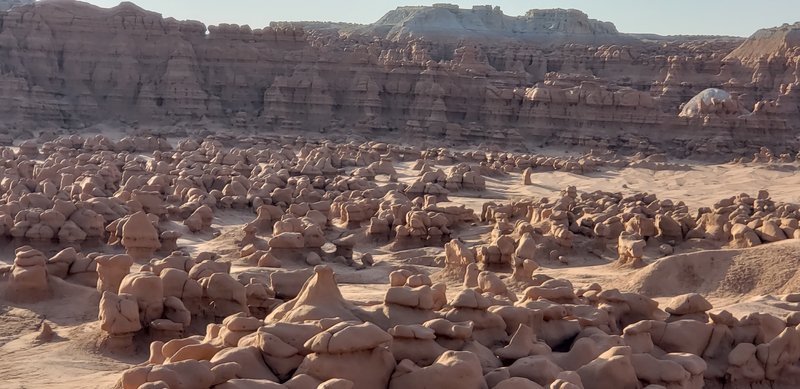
719, 23, 800, 125
725, 22, 800, 66
0, 1, 309, 125
0, 1, 798, 155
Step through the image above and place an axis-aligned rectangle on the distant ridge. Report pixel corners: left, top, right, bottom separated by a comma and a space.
725, 22, 800, 65
344, 4, 630, 44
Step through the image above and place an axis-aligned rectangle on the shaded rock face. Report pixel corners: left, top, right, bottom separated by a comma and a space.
0, 2, 798, 155
0, 1, 308, 126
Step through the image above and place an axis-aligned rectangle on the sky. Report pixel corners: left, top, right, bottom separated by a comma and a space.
80, 0, 800, 37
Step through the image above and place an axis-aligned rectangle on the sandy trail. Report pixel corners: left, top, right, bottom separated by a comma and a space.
500, 163, 800, 210
0, 279, 132, 389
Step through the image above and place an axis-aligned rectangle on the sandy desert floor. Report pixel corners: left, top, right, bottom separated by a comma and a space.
3, 144, 800, 388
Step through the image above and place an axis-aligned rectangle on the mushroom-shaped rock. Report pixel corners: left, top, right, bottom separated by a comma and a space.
297, 322, 395, 389
59, 220, 88, 242
756, 219, 786, 243
46, 247, 77, 279
507, 355, 563, 386
478, 271, 516, 302
184, 205, 214, 233
269, 268, 315, 300
631, 352, 706, 388
576, 346, 639, 389
210, 346, 279, 382
201, 273, 250, 318
664, 293, 712, 322
443, 239, 476, 278
119, 272, 165, 324
617, 231, 645, 268
160, 231, 182, 252
162, 296, 191, 329
269, 232, 305, 249
730, 223, 761, 248
388, 324, 447, 366
121, 211, 161, 260
655, 214, 683, 242
495, 324, 551, 361
266, 266, 361, 323
99, 291, 142, 350
254, 322, 323, 380
120, 360, 216, 389
380, 285, 439, 327
388, 350, 488, 389
151, 252, 195, 275
515, 232, 538, 261
96, 254, 134, 294
8, 246, 49, 301
443, 288, 507, 346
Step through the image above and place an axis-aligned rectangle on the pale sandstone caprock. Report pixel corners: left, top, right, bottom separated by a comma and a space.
120, 211, 162, 260
7, 246, 49, 301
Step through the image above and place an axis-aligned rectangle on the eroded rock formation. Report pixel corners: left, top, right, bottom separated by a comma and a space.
0, 3, 798, 156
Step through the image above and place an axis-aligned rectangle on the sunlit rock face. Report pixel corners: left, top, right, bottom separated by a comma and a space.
357, 5, 624, 44
0, 2, 798, 155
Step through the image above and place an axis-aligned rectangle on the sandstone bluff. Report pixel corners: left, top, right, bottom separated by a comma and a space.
3, 2, 800, 389
0, 1, 798, 156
